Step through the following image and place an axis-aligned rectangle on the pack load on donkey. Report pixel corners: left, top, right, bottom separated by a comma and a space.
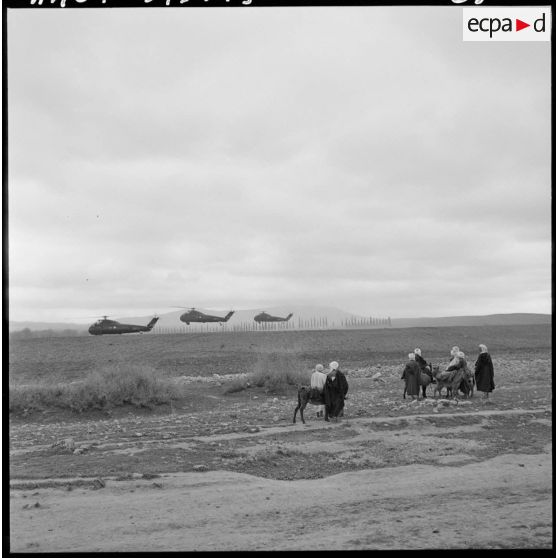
432, 350, 475, 398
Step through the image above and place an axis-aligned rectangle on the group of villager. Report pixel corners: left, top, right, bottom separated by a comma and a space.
289, 361, 349, 424
295, 344, 495, 424
401, 344, 495, 401
310, 361, 348, 421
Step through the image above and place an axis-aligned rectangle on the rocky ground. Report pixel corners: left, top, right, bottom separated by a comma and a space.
8, 356, 554, 551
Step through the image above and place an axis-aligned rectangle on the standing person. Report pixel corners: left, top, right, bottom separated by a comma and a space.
414, 348, 433, 398
402, 353, 421, 400
414, 348, 431, 375
323, 361, 348, 421
310, 364, 327, 418
474, 344, 495, 399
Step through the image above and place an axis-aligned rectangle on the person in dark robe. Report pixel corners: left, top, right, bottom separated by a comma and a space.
414, 347, 431, 377
474, 344, 495, 399
323, 361, 348, 421
402, 353, 421, 400
414, 347, 433, 398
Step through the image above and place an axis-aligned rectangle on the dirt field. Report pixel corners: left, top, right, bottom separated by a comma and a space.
8, 325, 554, 551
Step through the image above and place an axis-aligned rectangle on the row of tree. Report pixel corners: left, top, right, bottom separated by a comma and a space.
154, 317, 392, 334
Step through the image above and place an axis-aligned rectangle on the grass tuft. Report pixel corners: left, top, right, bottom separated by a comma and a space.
223, 339, 310, 396
223, 379, 247, 395
9, 364, 179, 414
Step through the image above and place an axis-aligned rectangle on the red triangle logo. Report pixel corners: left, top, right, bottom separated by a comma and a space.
516, 19, 530, 31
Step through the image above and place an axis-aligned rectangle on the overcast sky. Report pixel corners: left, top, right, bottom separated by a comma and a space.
7, 5, 552, 323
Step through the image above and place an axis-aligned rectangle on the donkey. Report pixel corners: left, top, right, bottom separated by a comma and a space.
293, 386, 327, 424
458, 367, 475, 398
431, 365, 466, 399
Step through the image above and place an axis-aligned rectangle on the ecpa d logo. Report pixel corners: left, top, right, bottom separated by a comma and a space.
463, 8, 551, 42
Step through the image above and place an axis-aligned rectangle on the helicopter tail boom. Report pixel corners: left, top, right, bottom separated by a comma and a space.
146, 317, 159, 329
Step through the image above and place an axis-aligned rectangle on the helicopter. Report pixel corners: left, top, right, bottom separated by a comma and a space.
253, 311, 294, 323
88, 316, 159, 336
176, 308, 235, 325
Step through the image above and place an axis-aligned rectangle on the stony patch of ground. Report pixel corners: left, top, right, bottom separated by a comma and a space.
8, 341, 554, 551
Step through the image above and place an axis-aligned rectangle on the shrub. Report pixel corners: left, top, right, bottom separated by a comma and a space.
9, 384, 63, 414
223, 379, 247, 395
85, 364, 176, 409
9, 364, 179, 414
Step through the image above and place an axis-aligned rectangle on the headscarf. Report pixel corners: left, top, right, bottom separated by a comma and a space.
414, 348, 422, 356
451, 346, 460, 356
329, 361, 339, 372
315, 364, 324, 372
479, 344, 488, 353
457, 351, 465, 358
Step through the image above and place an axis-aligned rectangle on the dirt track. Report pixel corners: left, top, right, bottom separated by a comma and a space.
9, 407, 554, 551
9, 431, 553, 551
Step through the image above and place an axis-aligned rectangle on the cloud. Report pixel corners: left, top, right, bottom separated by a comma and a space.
7, 6, 551, 322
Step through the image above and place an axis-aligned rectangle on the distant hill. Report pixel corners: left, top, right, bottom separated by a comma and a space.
391, 313, 551, 328
8, 321, 90, 333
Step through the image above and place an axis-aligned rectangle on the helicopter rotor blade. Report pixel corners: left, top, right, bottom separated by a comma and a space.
68, 315, 111, 319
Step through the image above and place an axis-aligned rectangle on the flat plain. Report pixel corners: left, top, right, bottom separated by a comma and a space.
8, 324, 554, 551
